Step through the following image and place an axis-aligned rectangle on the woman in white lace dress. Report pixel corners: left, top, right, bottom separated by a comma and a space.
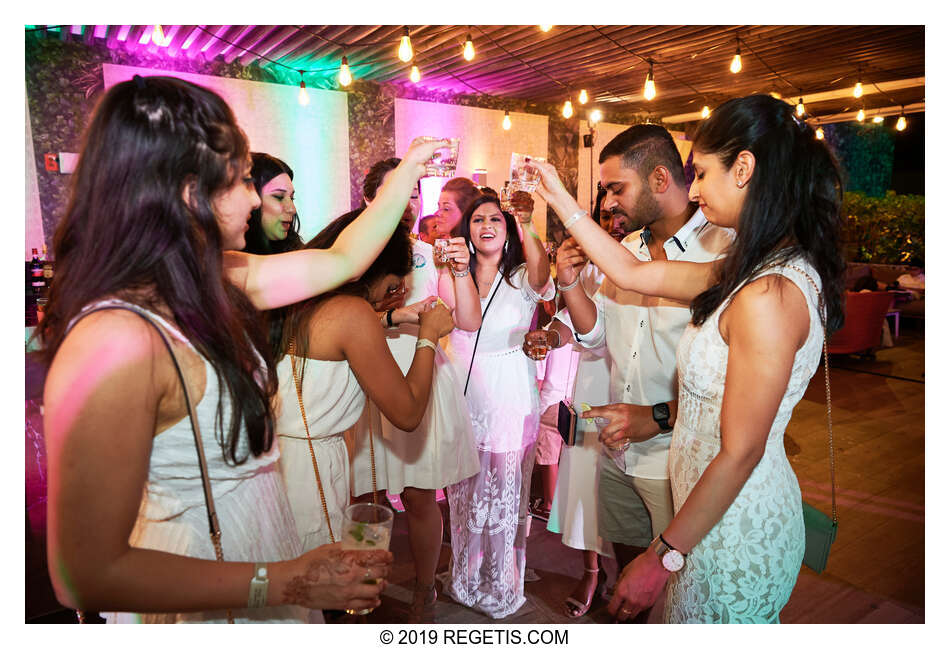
533, 94, 846, 623
40, 75, 446, 622
441, 194, 554, 619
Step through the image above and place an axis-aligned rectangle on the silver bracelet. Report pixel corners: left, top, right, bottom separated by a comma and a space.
547, 327, 561, 349
247, 562, 269, 608
416, 338, 437, 352
451, 266, 470, 278
556, 275, 580, 292
561, 209, 587, 229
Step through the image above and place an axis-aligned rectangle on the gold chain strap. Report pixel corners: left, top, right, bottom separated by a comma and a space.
287, 336, 337, 543
771, 264, 837, 523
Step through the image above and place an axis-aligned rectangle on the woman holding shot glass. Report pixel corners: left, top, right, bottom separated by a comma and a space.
441, 192, 554, 619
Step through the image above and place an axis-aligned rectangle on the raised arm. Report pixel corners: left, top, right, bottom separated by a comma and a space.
226, 139, 448, 311
606, 275, 810, 618
437, 237, 481, 331
531, 161, 717, 302
44, 312, 390, 615
511, 190, 550, 293
334, 297, 455, 431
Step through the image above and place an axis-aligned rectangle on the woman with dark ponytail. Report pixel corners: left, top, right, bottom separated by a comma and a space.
533, 94, 845, 623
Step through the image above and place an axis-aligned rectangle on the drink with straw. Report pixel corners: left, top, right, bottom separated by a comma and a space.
341, 503, 393, 615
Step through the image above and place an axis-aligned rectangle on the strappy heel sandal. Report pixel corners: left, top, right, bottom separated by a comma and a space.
408, 581, 438, 623
563, 567, 606, 618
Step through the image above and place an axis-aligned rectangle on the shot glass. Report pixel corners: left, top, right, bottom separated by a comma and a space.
35, 298, 49, 324
580, 402, 627, 471
341, 503, 394, 615
433, 238, 451, 264
421, 137, 460, 177
509, 153, 546, 193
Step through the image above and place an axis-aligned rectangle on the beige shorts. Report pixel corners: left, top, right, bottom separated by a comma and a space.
535, 422, 563, 465
597, 453, 674, 548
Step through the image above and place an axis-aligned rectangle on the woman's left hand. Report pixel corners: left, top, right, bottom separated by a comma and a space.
607, 548, 670, 621
444, 236, 470, 273
392, 296, 439, 325
510, 190, 534, 222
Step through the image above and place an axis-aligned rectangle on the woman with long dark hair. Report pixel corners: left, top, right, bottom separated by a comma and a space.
243, 152, 304, 254
440, 194, 554, 619
38, 75, 446, 623
271, 211, 455, 612
533, 94, 845, 623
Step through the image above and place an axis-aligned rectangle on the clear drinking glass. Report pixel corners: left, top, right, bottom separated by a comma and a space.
509, 152, 546, 192
341, 503, 393, 615
433, 238, 451, 264
421, 137, 460, 177
525, 335, 550, 361
580, 402, 627, 471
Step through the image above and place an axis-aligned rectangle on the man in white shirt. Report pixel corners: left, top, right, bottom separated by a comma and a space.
556, 125, 734, 596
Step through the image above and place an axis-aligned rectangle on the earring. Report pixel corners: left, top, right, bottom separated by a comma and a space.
468, 240, 476, 255
736, 179, 747, 189
504, 239, 509, 254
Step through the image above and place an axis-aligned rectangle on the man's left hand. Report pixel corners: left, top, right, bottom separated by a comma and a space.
583, 403, 660, 447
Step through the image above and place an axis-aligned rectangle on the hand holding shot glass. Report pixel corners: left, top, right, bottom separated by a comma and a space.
433, 236, 470, 271
421, 136, 460, 177
341, 503, 394, 615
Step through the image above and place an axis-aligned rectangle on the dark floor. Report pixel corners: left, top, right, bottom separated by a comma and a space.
26, 324, 925, 624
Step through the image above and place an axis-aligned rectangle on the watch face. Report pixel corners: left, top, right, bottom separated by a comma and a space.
662, 549, 685, 572
653, 403, 670, 420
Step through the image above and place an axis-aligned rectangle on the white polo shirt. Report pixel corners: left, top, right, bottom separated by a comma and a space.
575, 209, 734, 479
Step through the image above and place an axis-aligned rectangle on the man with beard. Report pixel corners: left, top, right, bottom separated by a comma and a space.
553, 124, 733, 621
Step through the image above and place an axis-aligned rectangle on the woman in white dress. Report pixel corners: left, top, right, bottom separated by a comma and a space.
272, 211, 455, 586
40, 76, 446, 622
441, 194, 554, 619
348, 159, 481, 621
533, 94, 846, 623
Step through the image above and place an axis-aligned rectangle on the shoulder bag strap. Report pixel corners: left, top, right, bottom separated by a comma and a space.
773, 265, 837, 524
69, 304, 234, 623
463, 274, 504, 396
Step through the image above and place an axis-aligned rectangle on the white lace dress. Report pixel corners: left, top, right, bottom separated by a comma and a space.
666, 260, 821, 623
441, 265, 555, 619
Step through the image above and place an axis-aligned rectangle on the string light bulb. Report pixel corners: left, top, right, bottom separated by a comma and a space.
872, 114, 884, 124
297, 72, 309, 106
701, 105, 710, 119
730, 36, 742, 74
896, 109, 907, 131
589, 109, 603, 125
562, 99, 574, 118
152, 25, 165, 46
398, 27, 413, 63
815, 121, 824, 140
502, 110, 512, 130
796, 96, 805, 117
579, 89, 589, 104
409, 64, 421, 83
463, 33, 475, 61
853, 80, 863, 98
539, 25, 553, 32
857, 107, 865, 122
643, 62, 656, 100
339, 56, 352, 87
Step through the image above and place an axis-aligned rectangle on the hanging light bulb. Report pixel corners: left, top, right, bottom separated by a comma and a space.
539, 25, 553, 32
643, 62, 656, 100
339, 56, 353, 87
853, 80, 863, 98
796, 96, 805, 117
815, 122, 824, 140
502, 110, 512, 130
297, 72, 310, 106
896, 110, 907, 131
579, 89, 589, 105
562, 99, 574, 118
857, 107, 865, 122
730, 36, 742, 73
701, 105, 710, 119
872, 114, 884, 124
463, 33, 475, 61
589, 109, 603, 125
409, 64, 421, 83
398, 27, 413, 63
152, 24, 165, 46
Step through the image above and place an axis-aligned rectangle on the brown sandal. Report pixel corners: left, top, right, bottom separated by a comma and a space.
408, 581, 438, 623
563, 568, 605, 618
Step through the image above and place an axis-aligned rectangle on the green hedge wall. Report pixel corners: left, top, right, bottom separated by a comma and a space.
841, 191, 924, 264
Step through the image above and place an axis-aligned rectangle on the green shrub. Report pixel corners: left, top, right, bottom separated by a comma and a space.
840, 191, 924, 264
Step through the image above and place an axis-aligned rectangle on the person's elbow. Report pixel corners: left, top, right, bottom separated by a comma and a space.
388, 407, 424, 431
49, 553, 101, 612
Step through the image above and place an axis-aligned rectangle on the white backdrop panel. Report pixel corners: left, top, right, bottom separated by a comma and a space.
26, 90, 43, 260
395, 99, 549, 237
103, 64, 351, 242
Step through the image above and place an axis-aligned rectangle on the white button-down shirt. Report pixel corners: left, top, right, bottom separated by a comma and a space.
575, 209, 734, 479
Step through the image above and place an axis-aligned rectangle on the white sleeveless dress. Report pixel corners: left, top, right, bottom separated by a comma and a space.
66, 299, 308, 624
275, 356, 365, 551
665, 259, 822, 623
